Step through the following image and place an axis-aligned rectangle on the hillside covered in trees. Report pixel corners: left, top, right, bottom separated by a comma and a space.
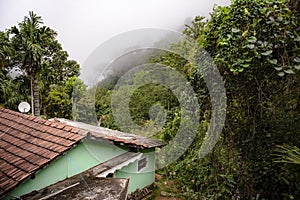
1, 0, 300, 199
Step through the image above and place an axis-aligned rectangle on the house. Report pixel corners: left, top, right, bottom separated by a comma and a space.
0, 108, 165, 199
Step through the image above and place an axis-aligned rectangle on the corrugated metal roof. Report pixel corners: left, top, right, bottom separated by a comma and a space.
90, 152, 142, 177
55, 118, 167, 149
21, 176, 129, 200
0, 108, 84, 198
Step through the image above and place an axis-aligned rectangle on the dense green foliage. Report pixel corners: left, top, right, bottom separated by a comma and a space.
0, 12, 81, 118
0, 72, 29, 110
157, 0, 300, 199
93, 0, 300, 199
44, 76, 86, 119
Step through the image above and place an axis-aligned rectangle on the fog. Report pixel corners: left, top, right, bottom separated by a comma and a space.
0, 0, 231, 65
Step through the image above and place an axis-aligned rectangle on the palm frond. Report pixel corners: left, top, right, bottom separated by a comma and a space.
275, 145, 300, 165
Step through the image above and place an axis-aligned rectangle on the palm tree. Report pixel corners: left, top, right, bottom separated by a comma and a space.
10, 11, 57, 116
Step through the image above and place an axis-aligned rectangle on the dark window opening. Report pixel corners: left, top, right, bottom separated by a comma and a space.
138, 157, 148, 172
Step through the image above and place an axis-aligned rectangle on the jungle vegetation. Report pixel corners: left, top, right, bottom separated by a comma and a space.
1, 0, 299, 199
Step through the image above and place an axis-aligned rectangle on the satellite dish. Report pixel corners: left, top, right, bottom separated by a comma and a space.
18, 102, 30, 113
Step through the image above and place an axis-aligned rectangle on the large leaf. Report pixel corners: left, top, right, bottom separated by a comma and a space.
261, 50, 273, 56
284, 69, 295, 74
247, 36, 257, 43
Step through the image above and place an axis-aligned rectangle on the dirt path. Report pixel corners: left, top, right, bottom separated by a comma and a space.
151, 174, 182, 200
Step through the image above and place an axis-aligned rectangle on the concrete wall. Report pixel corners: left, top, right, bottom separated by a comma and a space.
114, 148, 156, 193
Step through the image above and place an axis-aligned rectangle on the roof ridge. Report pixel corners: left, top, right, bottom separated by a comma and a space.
0, 108, 84, 141
0, 107, 45, 122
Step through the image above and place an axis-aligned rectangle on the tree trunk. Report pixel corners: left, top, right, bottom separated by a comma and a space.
30, 77, 34, 116
72, 97, 76, 119
33, 77, 40, 116
1, 55, 5, 70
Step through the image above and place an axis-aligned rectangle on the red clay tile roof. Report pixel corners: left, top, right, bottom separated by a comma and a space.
0, 108, 85, 198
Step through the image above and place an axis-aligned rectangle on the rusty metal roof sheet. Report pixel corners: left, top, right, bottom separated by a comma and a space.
55, 118, 167, 149
21, 176, 129, 200
0, 108, 84, 198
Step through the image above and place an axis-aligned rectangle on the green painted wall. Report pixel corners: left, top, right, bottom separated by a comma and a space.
115, 149, 156, 193
5, 140, 128, 199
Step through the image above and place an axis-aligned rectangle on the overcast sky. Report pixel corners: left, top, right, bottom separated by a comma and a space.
0, 0, 230, 65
